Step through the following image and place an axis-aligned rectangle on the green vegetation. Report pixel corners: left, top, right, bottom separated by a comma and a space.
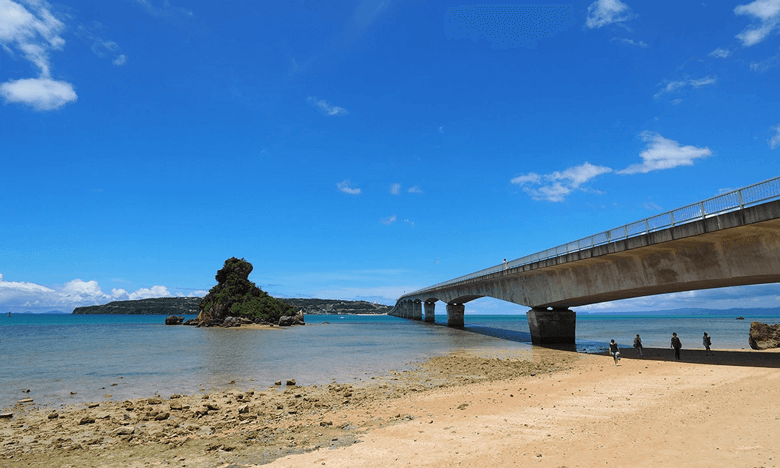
198, 257, 296, 323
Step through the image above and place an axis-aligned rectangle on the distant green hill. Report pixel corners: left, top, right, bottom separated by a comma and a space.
71, 296, 391, 315
72, 297, 201, 315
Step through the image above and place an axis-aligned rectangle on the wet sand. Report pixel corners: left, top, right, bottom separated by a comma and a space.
1, 347, 778, 467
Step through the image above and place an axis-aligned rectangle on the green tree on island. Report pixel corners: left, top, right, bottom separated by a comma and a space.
197, 257, 296, 324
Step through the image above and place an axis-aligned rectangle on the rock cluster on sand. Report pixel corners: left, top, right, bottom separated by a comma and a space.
749, 321, 780, 349
195, 257, 299, 327
0, 351, 574, 467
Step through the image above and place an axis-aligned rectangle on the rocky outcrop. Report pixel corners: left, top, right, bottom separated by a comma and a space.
278, 311, 305, 327
165, 315, 184, 325
197, 257, 297, 326
749, 322, 780, 350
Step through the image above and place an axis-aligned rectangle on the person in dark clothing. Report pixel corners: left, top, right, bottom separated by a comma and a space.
703, 332, 712, 356
609, 339, 620, 365
671, 332, 682, 360
633, 334, 644, 357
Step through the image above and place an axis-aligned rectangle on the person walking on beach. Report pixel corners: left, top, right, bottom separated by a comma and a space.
633, 334, 644, 357
671, 332, 682, 360
703, 332, 712, 356
609, 339, 620, 365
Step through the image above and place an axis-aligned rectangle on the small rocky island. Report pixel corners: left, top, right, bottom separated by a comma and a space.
194, 257, 301, 327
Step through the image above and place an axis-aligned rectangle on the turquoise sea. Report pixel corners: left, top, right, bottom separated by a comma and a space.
1, 312, 777, 409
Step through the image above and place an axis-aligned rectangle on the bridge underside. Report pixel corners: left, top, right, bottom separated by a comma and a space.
391, 201, 780, 345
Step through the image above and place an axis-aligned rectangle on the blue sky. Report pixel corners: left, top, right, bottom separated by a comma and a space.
1, 0, 780, 314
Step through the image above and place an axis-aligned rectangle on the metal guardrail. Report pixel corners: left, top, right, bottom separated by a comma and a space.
403, 175, 780, 298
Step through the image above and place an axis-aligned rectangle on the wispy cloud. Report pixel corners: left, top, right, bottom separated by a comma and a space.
0, 273, 180, 313
308, 96, 348, 116
511, 162, 612, 202
709, 47, 731, 58
408, 186, 422, 194
0, 0, 77, 110
618, 131, 712, 174
336, 180, 361, 195
750, 49, 780, 71
654, 76, 716, 99
671, 99, 682, 105
610, 37, 647, 48
380, 214, 397, 225
403, 219, 414, 227
131, 0, 193, 18
389, 183, 401, 195
734, 0, 780, 46
769, 123, 780, 149
75, 24, 125, 66
585, 0, 636, 29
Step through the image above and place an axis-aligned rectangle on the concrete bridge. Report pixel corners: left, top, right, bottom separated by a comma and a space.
391, 177, 780, 344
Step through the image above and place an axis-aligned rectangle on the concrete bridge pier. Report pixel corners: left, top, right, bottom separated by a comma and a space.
412, 301, 422, 321
400, 301, 408, 318
526, 307, 576, 345
404, 301, 412, 319
424, 301, 436, 323
446, 303, 465, 328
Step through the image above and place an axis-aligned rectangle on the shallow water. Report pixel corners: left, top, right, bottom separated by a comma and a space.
1, 312, 776, 408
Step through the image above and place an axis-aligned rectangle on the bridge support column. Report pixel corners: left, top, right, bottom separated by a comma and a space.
424, 302, 435, 323
403, 301, 411, 319
411, 301, 422, 321
526, 308, 576, 345
446, 303, 465, 328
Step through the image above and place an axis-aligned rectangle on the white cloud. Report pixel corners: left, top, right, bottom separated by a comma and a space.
671, 99, 682, 105
128, 285, 172, 300
734, 0, 780, 46
0, 77, 76, 110
769, 123, 780, 149
308, 96, 347, 116
0, 274, 182, 312
654, 76, 716, 99
407, 186, 422, 194
380, 214, 397, 225
336, 180, 361, 195
403, 219, 414, 227
585, 0, 636, 29
709, 47, 731, 58
113, 54, 127, 66
610, 37, 647, 48
511, 162, 613, 202
0, 0, 76, 110
618, 131, 712, 174
438, 126, 444, 134
389, 183, 401, 195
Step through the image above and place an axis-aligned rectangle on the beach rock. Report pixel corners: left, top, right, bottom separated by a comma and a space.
114, 426, 134, 435
286, 379, 296, 386
0, 413, 12, 419
165, 315, 184, 325
78, 417, 95, 425
278, 315, 295, 326
183, 318, 198, 326
749, 322, 780, 350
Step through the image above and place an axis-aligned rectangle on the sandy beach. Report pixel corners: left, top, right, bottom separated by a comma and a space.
2, 346, 779, 468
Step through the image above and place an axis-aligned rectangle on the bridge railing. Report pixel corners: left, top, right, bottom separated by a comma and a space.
404, 175, 780, 298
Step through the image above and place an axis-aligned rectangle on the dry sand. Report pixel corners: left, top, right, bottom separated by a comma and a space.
2, 346, 779, 468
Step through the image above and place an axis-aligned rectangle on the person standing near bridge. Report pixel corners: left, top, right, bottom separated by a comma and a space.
703, 332, 712, 356
609, 339, 620, 365
633, 334, 643, 357
671, 333, 682, 360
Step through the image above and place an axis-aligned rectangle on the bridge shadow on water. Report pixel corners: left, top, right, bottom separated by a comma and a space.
449, 324, 780, 368
459, 324, 607, 354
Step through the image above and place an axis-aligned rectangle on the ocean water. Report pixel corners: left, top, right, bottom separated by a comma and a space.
1, 312, 776, 409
